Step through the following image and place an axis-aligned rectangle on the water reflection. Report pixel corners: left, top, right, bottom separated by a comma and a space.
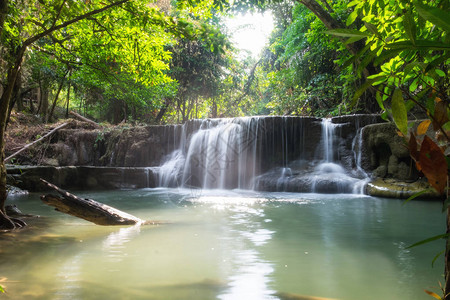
192, 195, 278, 300
53, 253, 83, 300
102, 224, 141, 263
0, 190, 445, 300
218, 249, 276, 300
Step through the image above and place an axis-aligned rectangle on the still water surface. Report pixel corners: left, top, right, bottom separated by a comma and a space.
0, 189, 445, 300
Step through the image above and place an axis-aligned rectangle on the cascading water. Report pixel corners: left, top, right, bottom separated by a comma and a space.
157, 118, 261, 189
310, 118, 369, 194
155, 115, 378, 194
322, 118, 335, 163
351, 126, 371, 194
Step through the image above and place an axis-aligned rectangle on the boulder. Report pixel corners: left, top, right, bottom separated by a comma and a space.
359, 123, 418, 181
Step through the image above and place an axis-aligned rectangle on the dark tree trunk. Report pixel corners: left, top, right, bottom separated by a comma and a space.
5, 68, 21, 128
211, 99, 217, 118
0, 0, 7, 38
155, 99, 170, 123
12, 68, 22, 112
65, 71, 71, 118
48, 71, 68, 122
0, 45, 27, 229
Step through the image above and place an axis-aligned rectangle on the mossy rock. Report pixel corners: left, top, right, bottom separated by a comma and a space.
366, 178, 441, 199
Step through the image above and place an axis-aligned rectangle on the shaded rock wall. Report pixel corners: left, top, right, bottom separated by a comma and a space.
7, 166, 158, 191
358, 122, 419, 181
45, 124, 183, 167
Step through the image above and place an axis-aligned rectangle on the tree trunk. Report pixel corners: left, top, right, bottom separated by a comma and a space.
5, 68, 21, 128
40, 179, 145, 226
299, 0, 343, 34
65, 71, 71, 118
0, 0, 8, 38
69, 111, 101, 128
211, 99, 217, 118
0, 45, 27, 229
48, 72, 68, 122
155, 99, 170, 123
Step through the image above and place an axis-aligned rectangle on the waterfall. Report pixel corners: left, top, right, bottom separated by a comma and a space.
321, 118, 335, 163
351, 127, 370, 194
154, 115, 380, 194
157, 118, 262, 190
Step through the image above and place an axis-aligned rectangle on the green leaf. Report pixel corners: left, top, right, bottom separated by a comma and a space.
386, 40, 450, 51
435, 69, 446, 77
0, 285, 4, 293
346, 10, 359, 26
352, 78, 378, 106
325, 29, 371, 38
348, 0, 360, 7
357, 51, 377, 76
342, 55, 358, 68
403, 188, 433, 205
425, 53, 450, 73
376, 90, 385, 110
414, 0, 450, 33
404, 62, 427, 75
345, 35, 368, 45
409, 78, 419, 92
364, 22, 380, 38
374, 49, 403, 66
432, 250, 445, 268
403, 10, 416, 45
407, 233, 449, 249
391, 88, 408, 136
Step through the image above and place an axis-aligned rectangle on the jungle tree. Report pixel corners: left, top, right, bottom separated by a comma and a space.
0, 0, 226, 229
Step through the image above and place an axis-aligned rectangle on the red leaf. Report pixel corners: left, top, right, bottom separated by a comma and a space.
419, 136, 447, 194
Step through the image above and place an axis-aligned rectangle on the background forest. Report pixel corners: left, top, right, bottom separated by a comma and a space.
0, 0, 392, 126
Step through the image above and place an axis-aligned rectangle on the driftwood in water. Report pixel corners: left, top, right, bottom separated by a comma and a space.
5, 122, 69, 163
40, 179, 143, 225
69, 111, 102, 128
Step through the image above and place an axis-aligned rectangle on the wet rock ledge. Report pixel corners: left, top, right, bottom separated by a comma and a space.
366, 178, 441, 199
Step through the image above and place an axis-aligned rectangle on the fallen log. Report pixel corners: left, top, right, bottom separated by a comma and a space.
69, 111, 102, 128
5, 122, 69, 163
40, 179, 143, 226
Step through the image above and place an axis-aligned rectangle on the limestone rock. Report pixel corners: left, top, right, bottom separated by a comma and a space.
366, 178, 441, 199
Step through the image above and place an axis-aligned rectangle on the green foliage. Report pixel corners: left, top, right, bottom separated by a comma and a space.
327, 0, 449, 193
1, 0, 231, 124
254, 2, 359, 117
391, 88, 407, 136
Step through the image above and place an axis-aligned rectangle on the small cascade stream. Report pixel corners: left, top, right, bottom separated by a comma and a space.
154, 115, 380, 194
308, 118, 368, 194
